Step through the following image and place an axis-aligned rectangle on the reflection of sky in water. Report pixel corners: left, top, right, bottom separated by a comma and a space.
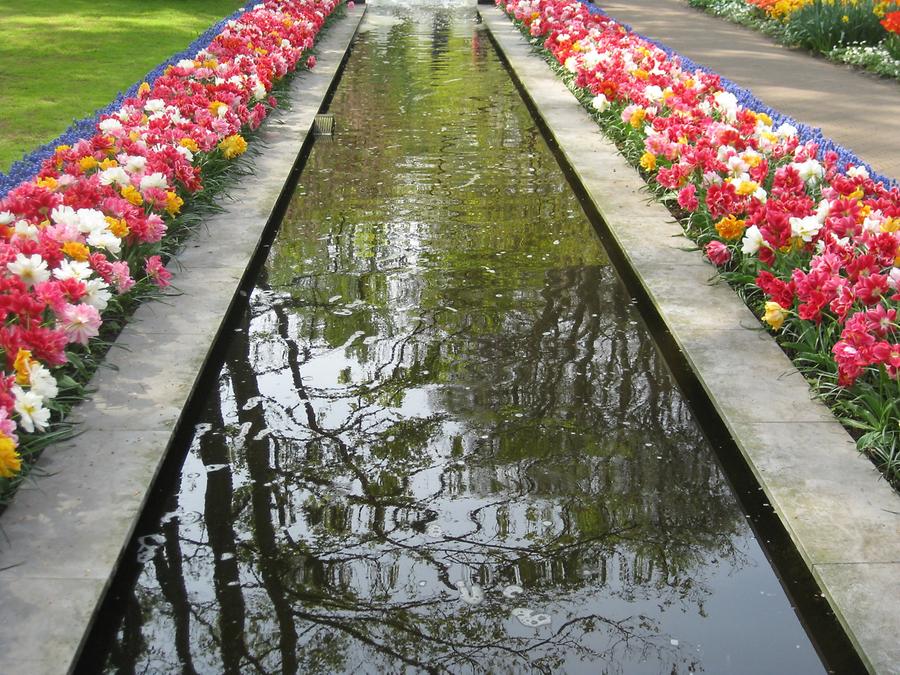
97, 3, 826, 674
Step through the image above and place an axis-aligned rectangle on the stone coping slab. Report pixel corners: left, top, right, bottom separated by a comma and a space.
0, 6, 366, 674
480, 7, 900, 674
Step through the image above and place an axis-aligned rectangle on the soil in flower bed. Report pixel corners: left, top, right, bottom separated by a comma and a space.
0, 0, 244, 172
82, 3, 859, 672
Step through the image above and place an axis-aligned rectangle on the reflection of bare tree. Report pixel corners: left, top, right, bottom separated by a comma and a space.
245, 413, 300, 675
154, 518, 199, 675
103, 581, 143, 674
105, 246, 728, 671
199, 391, 248, 674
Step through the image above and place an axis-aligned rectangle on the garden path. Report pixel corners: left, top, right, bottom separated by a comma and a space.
592, 0, 900, 182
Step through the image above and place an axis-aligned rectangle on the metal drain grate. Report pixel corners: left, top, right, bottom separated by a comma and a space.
313, 113, 335, 136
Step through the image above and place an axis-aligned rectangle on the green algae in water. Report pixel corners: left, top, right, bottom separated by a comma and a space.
97, 4, 827, 674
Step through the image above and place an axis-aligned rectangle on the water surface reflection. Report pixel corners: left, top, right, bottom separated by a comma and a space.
101, 4, 823, 673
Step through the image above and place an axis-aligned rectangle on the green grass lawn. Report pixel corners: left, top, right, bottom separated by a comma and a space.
0, 0, 244, 173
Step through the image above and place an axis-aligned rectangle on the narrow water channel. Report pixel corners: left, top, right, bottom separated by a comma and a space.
93, 3, 830, 673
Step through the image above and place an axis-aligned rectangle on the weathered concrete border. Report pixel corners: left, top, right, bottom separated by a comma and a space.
480, 7, 900, 674
0, 6, 366, 674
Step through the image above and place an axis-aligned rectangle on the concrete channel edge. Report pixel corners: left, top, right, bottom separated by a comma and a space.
0, 6, 366, 674
479, 7, 900, 674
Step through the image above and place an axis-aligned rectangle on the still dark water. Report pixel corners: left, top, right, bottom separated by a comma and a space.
96, 3, 826, 673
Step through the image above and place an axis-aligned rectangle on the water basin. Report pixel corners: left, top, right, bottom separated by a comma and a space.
91, 3, 842, 673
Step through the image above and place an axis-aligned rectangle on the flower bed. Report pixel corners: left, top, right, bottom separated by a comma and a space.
498, 0, 900, 481
687, 0, 900, 80
0, 0, 342, 496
